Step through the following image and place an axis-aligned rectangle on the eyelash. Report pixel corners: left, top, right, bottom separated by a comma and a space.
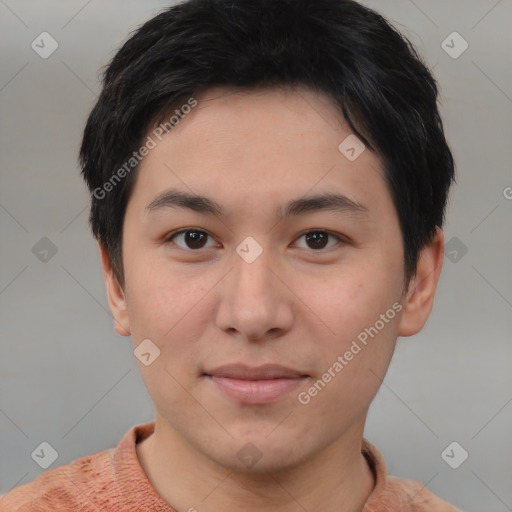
164, 228, 347, 253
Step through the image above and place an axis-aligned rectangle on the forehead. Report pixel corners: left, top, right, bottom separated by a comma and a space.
129, 85, 394, 226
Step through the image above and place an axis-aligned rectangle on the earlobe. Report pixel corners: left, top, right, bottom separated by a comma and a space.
98, 242, 131, 337
397, 227, 445, 338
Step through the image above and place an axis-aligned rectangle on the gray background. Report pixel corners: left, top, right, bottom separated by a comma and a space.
1, 0, 511, 510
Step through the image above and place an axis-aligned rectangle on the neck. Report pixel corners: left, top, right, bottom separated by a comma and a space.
136, 414, 375, 512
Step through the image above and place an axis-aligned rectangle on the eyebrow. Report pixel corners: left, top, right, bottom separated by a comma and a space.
146, 188, 369, 220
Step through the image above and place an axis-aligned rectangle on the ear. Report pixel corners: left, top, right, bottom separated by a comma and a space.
398, 227, 445, 337
98, 242, 131, 337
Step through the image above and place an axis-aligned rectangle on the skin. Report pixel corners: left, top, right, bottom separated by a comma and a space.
99, 85, 444, 512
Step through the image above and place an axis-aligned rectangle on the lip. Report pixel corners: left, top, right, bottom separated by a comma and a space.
204, 363, 308, 380
203, 364, 309, 404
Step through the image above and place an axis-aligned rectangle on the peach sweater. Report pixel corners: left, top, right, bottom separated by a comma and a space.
1, 422, 461, 511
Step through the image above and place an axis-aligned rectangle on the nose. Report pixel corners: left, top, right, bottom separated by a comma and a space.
214, 241, 294, 342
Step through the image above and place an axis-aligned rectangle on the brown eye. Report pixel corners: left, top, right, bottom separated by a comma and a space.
166, 229, 215, 250
295, 230, 344, 251
165, 228, 345, 253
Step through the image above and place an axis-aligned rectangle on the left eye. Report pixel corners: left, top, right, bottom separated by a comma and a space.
165, 229, 343, 251
294, 230, 343, 251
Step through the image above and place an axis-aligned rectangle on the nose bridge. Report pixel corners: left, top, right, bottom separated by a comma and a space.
232, 235, 279, 305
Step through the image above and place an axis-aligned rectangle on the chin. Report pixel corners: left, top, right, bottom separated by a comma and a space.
206, 434, 310, 474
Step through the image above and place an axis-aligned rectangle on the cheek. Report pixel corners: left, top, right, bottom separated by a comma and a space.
124, 257, 217, 358
302, 269, 401, 394
299, 298, 400, 424
124, 266, 213, 401
298, 266, 398, 344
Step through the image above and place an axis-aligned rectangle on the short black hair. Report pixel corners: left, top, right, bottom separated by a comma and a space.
80, 0, 455, 290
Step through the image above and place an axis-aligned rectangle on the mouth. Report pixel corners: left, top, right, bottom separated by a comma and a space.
203, 364, 309, 404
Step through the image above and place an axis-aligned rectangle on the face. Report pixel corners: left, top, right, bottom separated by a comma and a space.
103, 86, 438, 473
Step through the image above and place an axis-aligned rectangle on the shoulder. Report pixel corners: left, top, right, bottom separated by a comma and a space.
383, 476, 463, 511
361, 439, 463, 512
0, 448, 114, 512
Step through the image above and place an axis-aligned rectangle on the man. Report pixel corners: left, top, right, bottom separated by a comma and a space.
1, 0, 461, 510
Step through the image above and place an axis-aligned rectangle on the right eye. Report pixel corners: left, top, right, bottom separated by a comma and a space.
164, 228, 218, 251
